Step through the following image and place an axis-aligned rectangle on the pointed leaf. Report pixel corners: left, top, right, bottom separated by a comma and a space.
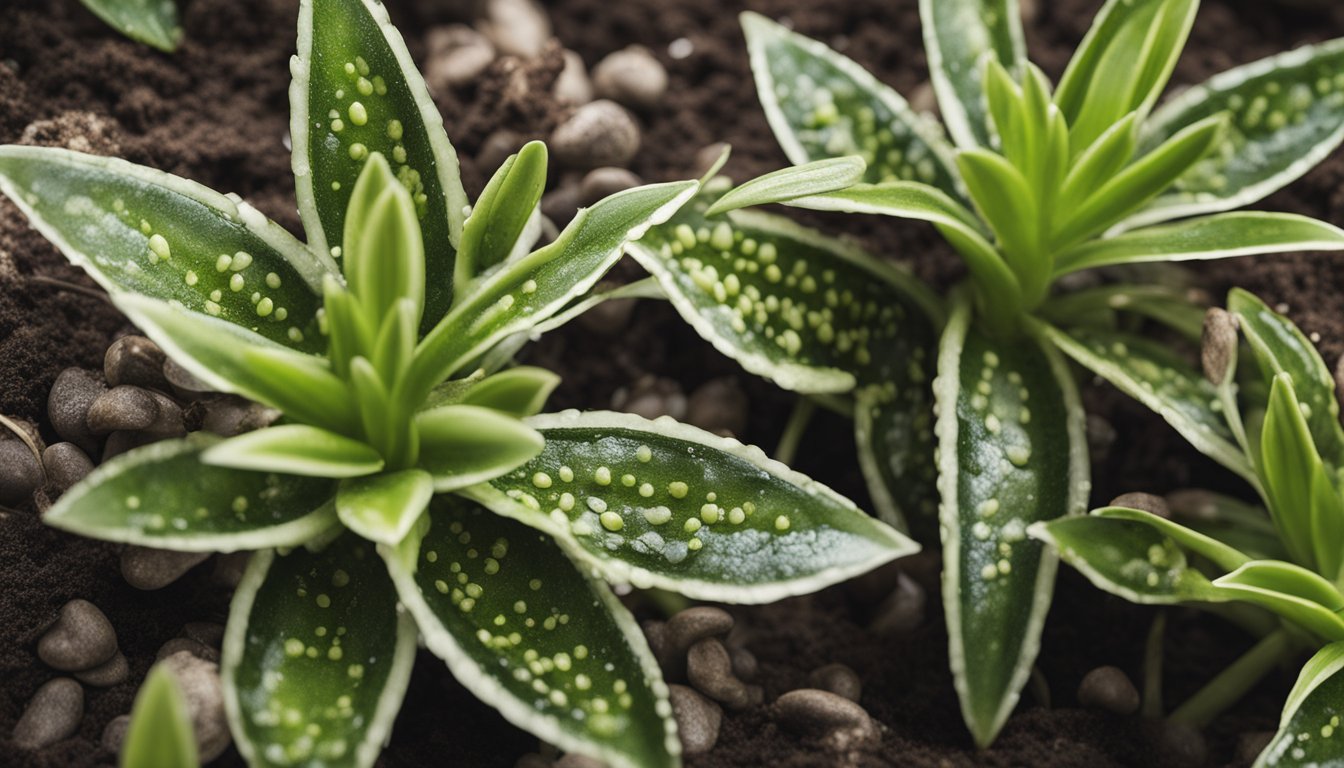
0, 146, 329, 352
1166, 489, 1289, 562
740, 12, 962, 198
78, 0, 182, 51
415, 405, 545, 492
336, 469, 433, 545
1057, 113, 1140, 213
1310, 461, 1344, 584
1095, 507, 1252, 573
203, 424, 384, 479
461, 367, 561, 418
383, 496, 677, 768
120, 665, 199, 768
703, 156, 866, 217
291, 0, 468, 330
1255, 642, 1344, 767
223, 534, 417, 768
1134, 38, 1344, 229
1219, 561, 1344, 613
920, 0, 1026, 149
1044, 325, 1254, 482
344, 153, 426, 325
1214, 563, 1344, 642
475, 410, 918, 603
1262, 374, 1326, 569
935, 298, 1089, 747
458, 141, 548, 289
45, 436, 338, 552
628, 203, 941, 394
854, 360, 939, 538
955, 149, 1039, 273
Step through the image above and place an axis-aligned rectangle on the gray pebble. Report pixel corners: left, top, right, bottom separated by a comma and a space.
1078, 666, 1140, 715
478, 129, 526, 174
13, 678, 83, 749
550, 100, 640, 169
669, 684, 722, 755
575, 291, 636, 336
182, 622, 226, 648
666, 606, 734, 658
592, 45, 668, 110
729, 646, 758, 681
907, 80, 938, 116
578, 167, 642, 206
122, 546, 211, 591
641, 620, 669, 668
104, 335, 166, 389
86, 385, 158, 434
478, 0, 551, 59
1086, 413, 1117, 464
101, 714, 130, 752
197, 396, 279, 437
425, 25, 496, 93
540, 184, 583, 227
774, 688, 875, 736
869, 572, 926, 636
157, 637, 220, 664
75, 651, 129, 687
553, 49, 593, 104
211, 552, 251, 589
38, 599, 118, 671
141, 392, 186, 438
686, 378, 748, 436
48, 368, 106, 452
162, 358, 210, 398
808, 663, 862, 703
42, 443, 93, 494
0, 440, 43, 506
160, 651, 231, 761
611, 375, 687, 421
101, 430, 157, 461
686, 638, 759, 710
1109, 492, 1170, 519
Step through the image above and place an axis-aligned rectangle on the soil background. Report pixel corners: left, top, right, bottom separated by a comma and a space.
2, 0, 1344, 766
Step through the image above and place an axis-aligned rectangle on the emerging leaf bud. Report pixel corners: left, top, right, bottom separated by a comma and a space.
1201, 308, 1239, 386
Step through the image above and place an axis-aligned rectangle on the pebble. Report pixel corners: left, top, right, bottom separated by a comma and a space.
75, 651, 129, 687
162, 358, 210, 398
774, 688, 876, 738
142, 392, 186, 438
478, 0, 552, 59
182, 622, 226, 648
102, 431, 157, 461
729, 646, 758, 681
211, 552, 251, 589
1235, 731, 1274, 765
553, 49, 593, 104
550, 100, 640, 169
1201, 308, 1239, 386
666, 606, 734, 658
121, 546, 211, 591
160, 651, 231, 761
691, 142, 731, 179
686, 638, 761, 710
1109, 492, 1170, 519
908, 80, 938, 115
1077, 666, 1140, 715
592, 45, 668, 109
1146, 719, 1208, 768
686, 377, 748, 436
12, 678, 83, 749
42, 443, 93, 494
48, 368, 106, 452
578, 167, 642, 206
0, 440, 43, 506
869, 572, 927, 636
86, 385, 158, 434
425, 25, 496, 93
196, 395, 279, 437
514, 755, 552, 768
540, 184, 584, 227
808, 663, 863, 703
101, 714, 130, 752
157, 637, 221, 664
669, 684, 722, 755
477, 129, 527, 174
611, 375, 687, 420
104, 335, 167, 389
38, 599, 118, 672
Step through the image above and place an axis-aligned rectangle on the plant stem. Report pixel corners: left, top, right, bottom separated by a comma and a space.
774, 398, 815, 466
1168, 628, 1294, 728
1142, 611, 1166, 718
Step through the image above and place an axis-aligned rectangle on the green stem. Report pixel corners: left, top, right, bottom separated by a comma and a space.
1168, 628, 1295, 728
1142, 611, 1166, 718
775, 398, 816, 466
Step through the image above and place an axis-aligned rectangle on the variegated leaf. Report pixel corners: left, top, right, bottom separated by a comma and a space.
1256, 643, 1344, 767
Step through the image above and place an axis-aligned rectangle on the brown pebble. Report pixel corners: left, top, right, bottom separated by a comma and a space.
540, 184, 583, 227
1146, 719, 1208, 768
162, 358, 210, 397
554, 754, 606, 768
1078, 666, 1140, 715
48, 368, 105, 453
1201, 308, 1239, 386
86, 385, 159, 434
157, 637, 220, 664
685, 377, 748, 436
553, 49, 593, 104
729, 646, 758, 681
0, 440, 43, 506
691, 143, 730, 179
686, 638, 758, 710
550, 100, 640, 169
182, 622, 226, 648
121, 546, 211, 591
808, 663, 863, 703
76, 651, 129, 687
38, 599, 118, 671
578, 166, 642, 206
42, 442, 93, 494
774, 688, 875, 737
592, 45, 668, 109
1235, 731, 1274, 766
13, 678, 83, 749
160, 651, 231, 761
101, 714, 130, 752
104, 335, 167, 389
869, 572, 926, 636
669, 684, 722, 755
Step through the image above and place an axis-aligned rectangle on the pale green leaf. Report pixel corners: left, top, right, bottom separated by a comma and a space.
1255, 642, 1344, 767
1134, 38, 1344, 229
1094, 507, 1252, 573
740, 11, 962, 197
955, 149, 1040, 274
919, 0, 1025, 149
460, 367, 560, 418
1219, 560, 1344, 613
202, 424, 383, 479
935, 296, 1088, 747
78, 0, 180, 51
383, 496, 677, 768
1310, 461, 1344, 584
1262, 374, 1326, 569
223, 534, 417, 768
476, 410, 918, 603
1214, 563, 1344, 642
120, 665, 198, 768
457, 141, 548, 291
1038, 283, 1206, 340
336, 469, 433, 545
0, 146, 328, 352
291, 0, 467, 330
415, 405, 544, 492
1056, 113, 1140, 216
703, 157, 866, 217
1166, 489, 1288, 562
343, 153, 426, 326
45, 436, 338, 552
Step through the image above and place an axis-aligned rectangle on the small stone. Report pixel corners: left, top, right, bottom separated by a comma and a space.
86, 385, 159, 434
669, 684, 722, 754
12, 678, 83, 749
1077, 666, 1140, 715
211, 552, 251, 589
162, 358, 210, 398
592, 45, 668, 110
908, 80, 939, 116
159, 651, 231, 761
101, 715, 131, 752
550, 100, 640, 169
142, 392, 186, 438
182, 622, 226, 648
0, 440, 43, 506
553, 49, 593, 104
1146, 719, 1208, 768
686, 638, 757, 710
122, 546, 211, 590
611, 375, 687, 421
156, 637, 220, 664
666, 607, 734, 658
477, 129, 527, 175
641, 619, 669, 668
775, 689, 875, 735
42, 443, 93, 494
48, 368, 106, 452
38, 599, 118, 671
578, 167, 642, 206
869, 572, 926, 636
1201, 308, 1239, 386
196, 395, 279, 437
477, 0, 551, 59
729, 646, 758, 681
101, 430, 157, 461
1235, 731, 1274, 766
686, 378, 748, 436
104, 335, 167, 389
691, 143, 730, 179
424, 25, 496, 93
1109, 492, 1170, 519
75, 651, 129, 687
808, 663, 863, 703
540, 184, 584, 227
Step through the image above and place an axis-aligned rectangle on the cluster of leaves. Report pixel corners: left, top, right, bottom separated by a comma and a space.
0, 0, 917, 765
78, 0, 182, 52
1034, 291, 1344, 766
624, 0, 1344, 747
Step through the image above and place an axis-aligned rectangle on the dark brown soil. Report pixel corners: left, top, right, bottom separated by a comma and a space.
1, 0, 1342, 766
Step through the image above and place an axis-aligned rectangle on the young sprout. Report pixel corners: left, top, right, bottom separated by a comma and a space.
0, 1, 916, 765
120, 664, 199, 768
626, 0, 1344, 747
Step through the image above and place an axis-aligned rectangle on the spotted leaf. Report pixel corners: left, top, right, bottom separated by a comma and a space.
292, 0, 468, 331
628, 204, 942, 394
0, 146, 328, 352
920, 0, 1026, 149
1256, 643, 1344, 767
383, 497, 677, 768
224, 533, 417, 768
741, 12, 962, 198
45, 436, 338, 553
475, 410, 918, 603
935, 298, 1088, 747
1043, 324, 1254, 483
1131, 38, 1344, 229
78, 0, 181, 51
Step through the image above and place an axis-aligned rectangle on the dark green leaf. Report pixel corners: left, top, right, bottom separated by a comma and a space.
920, 0, 1025, 149
1256, 642, 1344, 767
120, 664, 199, 768
1095, 507, 1252, 573
457, 141, 548, 290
